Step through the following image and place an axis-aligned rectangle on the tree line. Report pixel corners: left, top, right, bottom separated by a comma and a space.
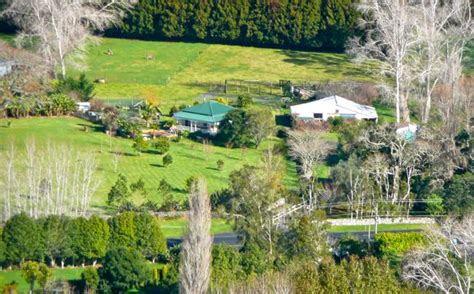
0, 211, 167, 268
109, 0, 361, 52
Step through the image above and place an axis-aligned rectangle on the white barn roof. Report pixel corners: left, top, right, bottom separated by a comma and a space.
290, 95, 378, 121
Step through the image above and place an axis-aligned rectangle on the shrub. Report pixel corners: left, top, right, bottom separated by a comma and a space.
236, 94, 253, 108
327, 116, 344, 131
81, 267, 99, 292
217, 159, 225, 171
215, 97, 228, 105
163, 154, 173, 166
153, 137, 170, 154
56, 74, 95, 102
130, 178, 146, 193
374, 232, 426, 262
169, 105, 179, 116
158, 179, 173, 193
133, 136, 149, 154
185, 176, 198, 192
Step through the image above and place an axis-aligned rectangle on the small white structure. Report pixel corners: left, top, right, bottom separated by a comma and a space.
290, 95, 378, 121
396, 123, 418, 141
76, 102, 91, 113
0, 58, 15, 77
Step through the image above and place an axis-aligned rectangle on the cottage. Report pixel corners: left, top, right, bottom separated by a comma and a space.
290, 95, 378, 121
0, 58, 15, 77
173, 101, 234, 135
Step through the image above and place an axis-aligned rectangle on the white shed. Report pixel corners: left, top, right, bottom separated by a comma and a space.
76, 102, 91, 113
290, 95, 378, 121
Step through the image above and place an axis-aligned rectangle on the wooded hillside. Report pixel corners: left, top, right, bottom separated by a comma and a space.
110, 0, 360, 51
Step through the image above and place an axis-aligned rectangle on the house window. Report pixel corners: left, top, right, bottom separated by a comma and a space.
203, 123, 208, 128
185, 120, 190, 126
313, 113, 323, 119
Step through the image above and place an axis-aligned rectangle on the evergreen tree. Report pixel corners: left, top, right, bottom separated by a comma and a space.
109, 211, 137, 249
2, 213, 44, 264
134, 213, 167, 263
108, 174, 131, 208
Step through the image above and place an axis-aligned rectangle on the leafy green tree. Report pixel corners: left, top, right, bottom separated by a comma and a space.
425, 193, 444, 216
0, 236, 5, 266
443, 172, 474, 216
283, 210, 329, 261
99, 247, 148, 293
211, 245, 244, 290
21, 261, 52, 293
216, 159, 224, 171
49, 93, 76, 116
218, 109, 252, 147
152, 137, 170, 154
41, 215, 73, 267
134, 213, 167, 263
2, 213, 44, 264
374, 232, 426, 263
81, 267, 100, 293
108, 174, 131, 208
162, 154, 173, 166
109, 212, 137, 249
56, 73, 95, 101
133, 135, 149, 155
236, 94, 253, 108
139, 101, 160, 128
247, 108, 275, 147
71, 216, 110, 266
130, 178, 146, 193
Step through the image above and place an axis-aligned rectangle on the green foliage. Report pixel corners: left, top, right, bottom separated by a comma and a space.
211, 245, 244, 290
425, 193, 444, 216
443, 172, 474, 216
56, 74, 95, 102
283, 210, 329, 261
133, 135, 149, 154
109, 212, 137, 249
246, 108, 275, 147
99, 247, 148, 293
0, 238, 5, 266
334, 235, 368, 258
130, 178, 146, 193
71, 216, 110, 264
81, 267, 100, 291
293, 257, 403, 293
108, 174, 131, 208
152, 137, 170, 154
41, 215, 74, 267
374, 232, 426, 262
236, 94, 253, 108
216, 159, 224, 171
2, 213, 44, 264
117, 0, 358, 51
21, 261, 52, 292
218, 109, 253, 147
48, 93, 76, 115
134, 213, 167, 262
327, 116, 344, 132
185, 175, 198, 192
162, 153, 173, 166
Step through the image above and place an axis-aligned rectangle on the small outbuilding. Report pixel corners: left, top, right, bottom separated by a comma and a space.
290, 95, 378, 122
76, 102, 91, 113
173, 101, 234, 135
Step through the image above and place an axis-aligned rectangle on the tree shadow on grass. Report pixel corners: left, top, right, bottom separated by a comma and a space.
76, 123, 104, 133
107, 150, 136, 157
150, 163, 164, 168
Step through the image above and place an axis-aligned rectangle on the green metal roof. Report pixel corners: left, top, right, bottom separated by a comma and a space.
173, 101, 234, 123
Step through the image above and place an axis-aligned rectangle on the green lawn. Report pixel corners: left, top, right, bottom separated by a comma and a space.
160, 217, 233, 238
0, 264, 163, 293
68, 38, 374, 111
0, 117, 298, 207
328, 223, 426, 233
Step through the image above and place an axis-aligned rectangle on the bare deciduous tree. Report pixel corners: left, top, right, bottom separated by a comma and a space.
349, 0, 419, 123
287, 129, 331, 206
180, 178, 212, 294
403, 215, 474, 294
0, 140, 98, 221
1, 0, 132, 78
